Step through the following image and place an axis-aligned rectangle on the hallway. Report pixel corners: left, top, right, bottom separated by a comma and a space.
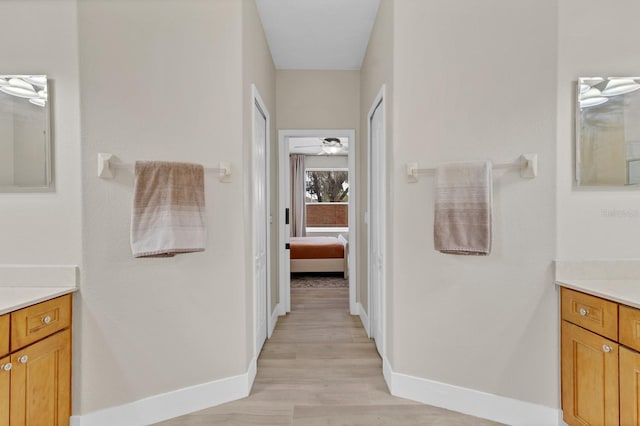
157, 288, 500, 425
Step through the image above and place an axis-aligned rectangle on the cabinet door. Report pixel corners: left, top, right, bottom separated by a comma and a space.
0, 356, 9, 426
10, 329, 71, 426
621, 347, 640, 426
562, 321, 619, 426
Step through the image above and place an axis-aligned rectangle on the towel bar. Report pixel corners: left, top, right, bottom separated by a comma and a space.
97, 153, 231, 182
406, 153, 537, 182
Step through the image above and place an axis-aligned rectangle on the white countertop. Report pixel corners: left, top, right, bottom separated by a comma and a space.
555, 279, 640, 310
0, 287, 77, 315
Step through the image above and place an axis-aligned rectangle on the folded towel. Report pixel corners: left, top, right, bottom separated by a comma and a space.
433, 161, 492, 255
131, 161, 206, 258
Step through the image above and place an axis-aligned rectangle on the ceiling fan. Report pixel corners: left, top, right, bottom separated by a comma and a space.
319, 137, 346, 155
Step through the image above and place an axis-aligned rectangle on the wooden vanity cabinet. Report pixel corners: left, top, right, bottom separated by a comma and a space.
1, 294, 72, 426
1, 355, 9, 426
561, 287, 640, 426
621, 347, 640, 426
1, 314, 9, 426
561, 320, 619, 425
0, 315, 8, 358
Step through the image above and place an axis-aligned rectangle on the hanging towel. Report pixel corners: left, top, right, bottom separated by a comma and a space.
433, 161, 492, 255
131, 161, 206, 258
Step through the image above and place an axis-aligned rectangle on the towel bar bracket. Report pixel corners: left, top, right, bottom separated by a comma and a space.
406, 153, 538, 182
97, 153, 114, 179
97, 153, 232, 182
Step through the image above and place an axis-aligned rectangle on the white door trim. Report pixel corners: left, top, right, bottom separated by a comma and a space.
367, 85, 386, 357
278, 129, 357, 315
252, 84, 271, 358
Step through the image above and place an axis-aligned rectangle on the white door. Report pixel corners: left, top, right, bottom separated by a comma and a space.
369, 92, 385, 356
280, 139, 291, 313
254, 98, 268, 354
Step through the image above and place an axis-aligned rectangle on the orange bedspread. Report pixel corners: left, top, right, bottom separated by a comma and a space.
290, 237, 344, 259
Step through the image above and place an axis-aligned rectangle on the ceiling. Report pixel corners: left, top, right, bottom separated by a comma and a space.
255, 0, 380, 70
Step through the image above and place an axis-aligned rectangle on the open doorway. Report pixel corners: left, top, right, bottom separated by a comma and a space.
278, 130, 357, 316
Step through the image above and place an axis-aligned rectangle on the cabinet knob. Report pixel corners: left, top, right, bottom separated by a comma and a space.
42, 315, 52, 324
603, 345, 613, 353
579, 308, 589, 316
0, 363, 11, 372
18, 355, 28, 364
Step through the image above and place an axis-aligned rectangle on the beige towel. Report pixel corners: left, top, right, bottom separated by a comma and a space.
131, 161, 206, 258
434, 161, 492, 255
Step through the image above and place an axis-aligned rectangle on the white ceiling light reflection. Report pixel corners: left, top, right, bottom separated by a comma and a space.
8, 78, 35, 91
580, 97, 608, 108
601, 78, 640, 96
29, 98, 46, 107
0, 85, 38, 99
22, 76, 46, 88
0, 75, 47, 105
322, 145, 342, 154
579, 87, 608, 108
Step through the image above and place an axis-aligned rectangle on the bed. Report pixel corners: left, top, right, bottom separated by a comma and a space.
290, 235, 348, 279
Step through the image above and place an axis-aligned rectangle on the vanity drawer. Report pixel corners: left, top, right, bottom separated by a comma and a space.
0, 315, 8, 357
561, 287, 618, 340
620, 305, 640, 352
10, 294, 71, 351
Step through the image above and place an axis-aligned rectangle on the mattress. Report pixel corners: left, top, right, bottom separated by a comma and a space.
290, 236, 344, 259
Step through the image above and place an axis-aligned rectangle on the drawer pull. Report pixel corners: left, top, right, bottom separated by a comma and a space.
1, 363, 11, 372
603, 345, 613, 353
42, 315, 52, 324
579, 308, 589, 316
18, 355, 28, 364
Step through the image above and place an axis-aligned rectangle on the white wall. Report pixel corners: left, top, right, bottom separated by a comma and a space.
242, 0, 277, 352
0, 0, 82, 264
557, 0, 640, 259
276, 70, 360, 130
276, 69, 361, 303
304, 154, 348, 169
359, 0, 393, 318
76, 0, 249, 414
391, 0, 558, 409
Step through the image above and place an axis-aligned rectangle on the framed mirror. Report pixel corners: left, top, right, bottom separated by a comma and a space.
0, 75, 52, 192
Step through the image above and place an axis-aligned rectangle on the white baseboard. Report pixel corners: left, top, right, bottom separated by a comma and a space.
70, 365, 254, 426
269, 303, 280, 337
357, 302, 370, 337
384, 360, 561, 426
278, 300, 287, 316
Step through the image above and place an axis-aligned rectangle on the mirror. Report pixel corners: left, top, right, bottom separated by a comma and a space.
576, 77, 640, 186
0, 75, 51, 192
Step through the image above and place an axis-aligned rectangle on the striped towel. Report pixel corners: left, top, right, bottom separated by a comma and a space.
433, 161, 492, 255
131, 161, 206, 258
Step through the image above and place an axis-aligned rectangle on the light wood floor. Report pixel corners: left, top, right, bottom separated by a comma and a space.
157, 288, 501, 425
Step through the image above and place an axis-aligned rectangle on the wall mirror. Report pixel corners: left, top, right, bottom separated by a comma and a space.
0, 75, 52, 192
577, 76, 640, 187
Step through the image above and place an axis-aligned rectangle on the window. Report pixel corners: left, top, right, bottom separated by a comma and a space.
305, 168, 349, 203
305, 168, 348, 229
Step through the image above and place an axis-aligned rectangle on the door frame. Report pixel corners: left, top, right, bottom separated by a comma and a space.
367, 85, 386, 357
252, 84, 271, 359
278, 129, 357, 315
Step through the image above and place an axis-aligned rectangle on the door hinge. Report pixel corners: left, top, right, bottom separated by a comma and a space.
285, 243, 290, 250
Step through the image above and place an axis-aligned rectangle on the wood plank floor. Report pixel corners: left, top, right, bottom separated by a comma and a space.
157, 288, 501, 425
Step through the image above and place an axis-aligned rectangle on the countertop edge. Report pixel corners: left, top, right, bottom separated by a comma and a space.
0, 287, 77, 316
555, 279, 640, 310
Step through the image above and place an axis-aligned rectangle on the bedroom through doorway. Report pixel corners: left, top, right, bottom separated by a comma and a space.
278, 130, 357, 315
